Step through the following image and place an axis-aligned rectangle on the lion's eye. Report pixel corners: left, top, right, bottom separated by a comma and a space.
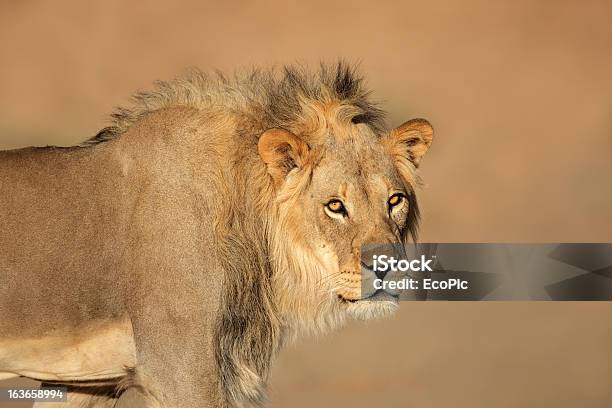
326, 199, 346, 214
388, 193, 405, 208
325, 199, 347, 219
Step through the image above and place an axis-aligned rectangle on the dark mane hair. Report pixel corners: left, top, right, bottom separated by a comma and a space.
83, 61, 386, 147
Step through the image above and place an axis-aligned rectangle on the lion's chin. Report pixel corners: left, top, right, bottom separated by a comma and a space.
344, 291, 399, 320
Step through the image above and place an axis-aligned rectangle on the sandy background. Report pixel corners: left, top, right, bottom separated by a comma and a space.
1, 0, 611, 406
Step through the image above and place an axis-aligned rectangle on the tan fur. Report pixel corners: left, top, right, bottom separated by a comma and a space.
0, 63, 433, 407
0, 318, 135, 382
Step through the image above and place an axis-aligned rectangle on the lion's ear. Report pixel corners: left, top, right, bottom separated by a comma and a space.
385, 119, 433, 167
258, 128, 310, 186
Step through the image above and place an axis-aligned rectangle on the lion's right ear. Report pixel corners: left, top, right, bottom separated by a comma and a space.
258, 128, 310, 186
385, 119, 434, 168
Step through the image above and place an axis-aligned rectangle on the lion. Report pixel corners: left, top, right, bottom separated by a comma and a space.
0, 63, 433, 407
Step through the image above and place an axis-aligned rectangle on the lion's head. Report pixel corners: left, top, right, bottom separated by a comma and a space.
258, 101, 433, 329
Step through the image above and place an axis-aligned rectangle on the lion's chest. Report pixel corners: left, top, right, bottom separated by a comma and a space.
0, 318, 136, 383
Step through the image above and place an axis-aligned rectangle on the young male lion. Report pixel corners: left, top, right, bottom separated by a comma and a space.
0, 63, 433, 407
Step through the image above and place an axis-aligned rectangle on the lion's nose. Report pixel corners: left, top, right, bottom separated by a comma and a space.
374, 267, 387, 280
360, 247, 388, 280
361, 242, 405, 280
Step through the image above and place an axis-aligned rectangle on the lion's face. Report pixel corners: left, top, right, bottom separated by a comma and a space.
259, 117, 433, 322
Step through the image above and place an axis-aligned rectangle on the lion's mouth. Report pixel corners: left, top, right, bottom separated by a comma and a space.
337, 294, 358, 303
337, 290, 399, 303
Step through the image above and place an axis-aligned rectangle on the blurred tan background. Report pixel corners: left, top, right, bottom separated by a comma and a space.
1, 0, 611, 407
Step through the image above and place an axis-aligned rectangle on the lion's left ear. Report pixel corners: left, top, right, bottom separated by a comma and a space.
258, 128, 310, 186
385, 118, 434, 167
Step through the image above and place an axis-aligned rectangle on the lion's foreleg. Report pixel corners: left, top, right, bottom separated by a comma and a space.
127, 310, 224, 408
124, 270, 225, 407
